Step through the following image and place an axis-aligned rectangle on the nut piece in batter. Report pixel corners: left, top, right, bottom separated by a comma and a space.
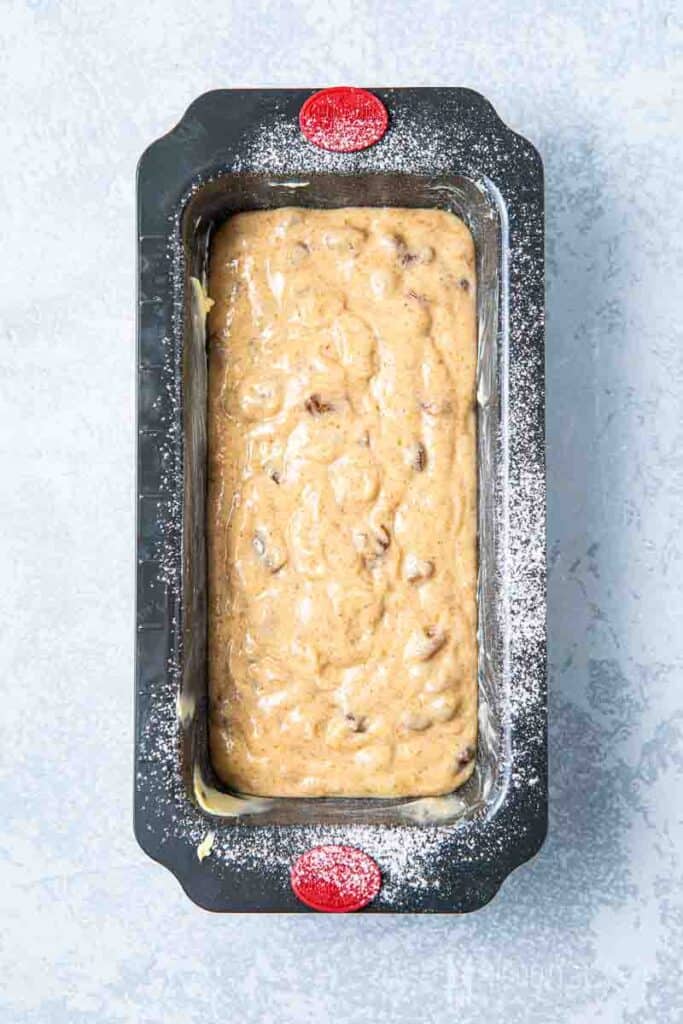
207, 207, 477, 797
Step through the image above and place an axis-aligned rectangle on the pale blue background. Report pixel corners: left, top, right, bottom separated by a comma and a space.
1, 1, 682, 1021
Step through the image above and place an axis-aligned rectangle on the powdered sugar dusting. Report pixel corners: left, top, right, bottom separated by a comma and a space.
243, 112, 459, 176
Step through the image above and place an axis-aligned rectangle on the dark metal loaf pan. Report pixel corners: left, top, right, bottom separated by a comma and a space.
135, 88, 546, 912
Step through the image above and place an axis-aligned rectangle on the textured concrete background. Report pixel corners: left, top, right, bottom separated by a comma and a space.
1, 1, 682, 1021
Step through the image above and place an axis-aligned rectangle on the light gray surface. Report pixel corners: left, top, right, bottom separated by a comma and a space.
1, 1, 681, 1021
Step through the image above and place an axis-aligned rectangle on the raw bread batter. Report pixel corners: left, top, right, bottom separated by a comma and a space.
207, 207, 477, 797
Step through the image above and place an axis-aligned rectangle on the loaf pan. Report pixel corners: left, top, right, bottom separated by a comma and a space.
135, 87, 546, 912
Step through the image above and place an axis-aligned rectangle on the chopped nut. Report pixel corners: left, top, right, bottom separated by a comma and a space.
269, 469, 281, 485
290, 241, 310, 264
374, 524, 391, 552
428, 692, 459, 723
326, 712, 370, 748
352, 530, 368, 552
394, 237, 435, 267
404, 290, 433, 332
296, 289, 345, 328
238, 376, 283, 419
323, 226, 367, 252
305, 393, 334, 415
253, 528, 287, 572
358, 525, 391, 572
399, 249, 419, 268
456, 744, 476, 769
420, 397, 453, 416
408, 441, 427, 471
353, 743, 392, 771
405, 626, 448, 662
423, 668, 455, 693
404, 554, 435, 584
359, 526, 391, 571
329, 451, 379, 507
370, 267, 399, 298
379, 232, 406, 256
401, 710, 432, 731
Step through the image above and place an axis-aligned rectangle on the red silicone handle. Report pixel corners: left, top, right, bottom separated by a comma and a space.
290, 844, 382, 912
299, 87, 389, 153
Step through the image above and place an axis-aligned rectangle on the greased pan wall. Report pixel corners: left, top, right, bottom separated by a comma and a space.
136, 89, 546, 912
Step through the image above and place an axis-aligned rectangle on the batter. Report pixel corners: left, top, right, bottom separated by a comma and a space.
207, 207, 477, 797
